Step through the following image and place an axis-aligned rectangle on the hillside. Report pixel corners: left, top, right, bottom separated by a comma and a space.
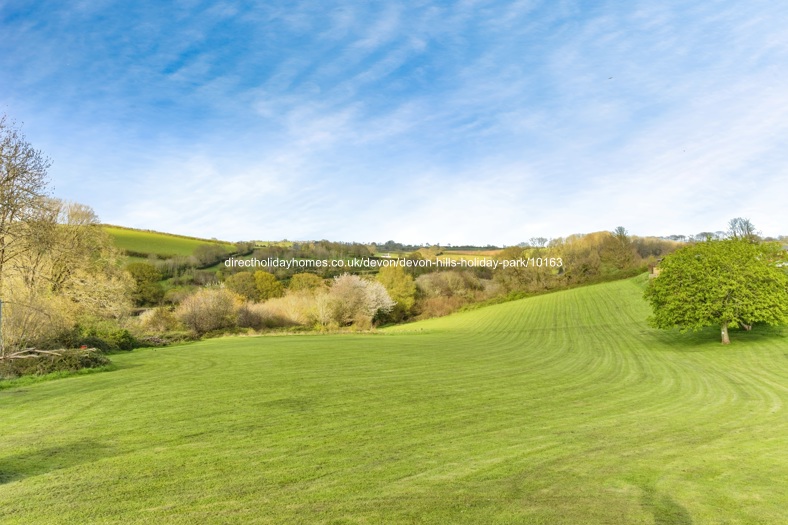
1, 276, 786, 523
102, 225, 236, 257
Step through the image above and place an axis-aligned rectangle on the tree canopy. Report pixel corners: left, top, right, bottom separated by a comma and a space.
224, 271, 260, 302
644, 238, 788, 344
377, 265, 416, 321
254, 270, 284, 300
126, 262, 164, 306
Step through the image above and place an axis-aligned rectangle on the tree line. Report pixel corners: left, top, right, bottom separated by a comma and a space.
1, 116, 132, 356
3, 111, 786, 359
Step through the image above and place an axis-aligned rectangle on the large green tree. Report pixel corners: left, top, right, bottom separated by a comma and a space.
644, 239, 788, 344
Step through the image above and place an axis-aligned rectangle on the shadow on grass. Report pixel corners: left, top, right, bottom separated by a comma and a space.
0, 440, 115, 485
643, 324, 787, 351
640, 484, 693, 525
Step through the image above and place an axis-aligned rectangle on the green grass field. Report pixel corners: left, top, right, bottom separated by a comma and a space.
103, 225, 235, 257
2, 276, 786, 524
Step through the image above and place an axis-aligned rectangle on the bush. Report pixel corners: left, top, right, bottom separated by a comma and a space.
135, 332, 195, 347
0, 293, 75, 351
237, 294, 314, 329
53, 321, 140, 353
322, 274, 395, 327
236, 302, 268, 330
414, 296, 467, 319
416, 271, 483, 299
0, 348, 111, 379
137, 307, 182, 333
175, 288, 241, 335
163, 287, 194, 305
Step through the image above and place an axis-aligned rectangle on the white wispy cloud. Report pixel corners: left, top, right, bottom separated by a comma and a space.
2, 0, 787, 243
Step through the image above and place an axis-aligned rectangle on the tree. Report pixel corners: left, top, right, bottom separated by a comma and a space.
254, 271, 284, 300
126, 262, 162, 286
377, 266, 416, 321
126, 262, 164, 306
289, 272, 324, 293
0, 115, 51, 298
644, 239, 788, 344
3, 198, 132, 351
325, 274, 394, 327
604, 227, 635, 270
728, 217, 759, 242
225, 271, 260, 301
529, 237, 549, 248
363, 279, 396, 323
192, 244, 229, 268
175, 288, 240, 335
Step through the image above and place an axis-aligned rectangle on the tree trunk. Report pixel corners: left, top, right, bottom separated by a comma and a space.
721, 322, 730, 344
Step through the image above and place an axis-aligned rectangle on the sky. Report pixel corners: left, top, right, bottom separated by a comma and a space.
1, 0, 787, 245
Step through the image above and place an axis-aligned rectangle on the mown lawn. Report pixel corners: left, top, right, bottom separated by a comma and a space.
1, 276, 786, 524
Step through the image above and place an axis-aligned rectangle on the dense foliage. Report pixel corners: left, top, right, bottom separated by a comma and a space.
644, 239, 788, 343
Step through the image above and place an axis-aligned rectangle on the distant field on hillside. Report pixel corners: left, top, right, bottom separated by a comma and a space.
438, 252, 499, 262
2, 276, 786, 524
443, 249, 502, 256
103, 225, 236, 257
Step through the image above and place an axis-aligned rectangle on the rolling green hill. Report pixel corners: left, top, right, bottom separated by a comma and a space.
103, 225, 236, 257
1, 276, 786, 523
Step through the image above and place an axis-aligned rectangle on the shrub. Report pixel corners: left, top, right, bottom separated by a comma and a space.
0, 292, 74, 351
416, 271, 483, 299
415, 296, 467, 319
166, 268, 219, 287
0, 348, 111, 379
136, 332, 194, 347
175, 288, 241, 335
236, 302, 268, 330
239, 293, 316, 329
53, 320, 140, 353
163, 287, 194, 305
137, 307, 182, 333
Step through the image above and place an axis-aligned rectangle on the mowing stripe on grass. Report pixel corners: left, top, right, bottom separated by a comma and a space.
1, 276, 786, 523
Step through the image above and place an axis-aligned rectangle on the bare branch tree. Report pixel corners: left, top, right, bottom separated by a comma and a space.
0, 115, 52, 297
727, 217, 759, 242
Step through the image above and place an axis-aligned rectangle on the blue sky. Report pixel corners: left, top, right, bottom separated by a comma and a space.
2, 1, 787, 244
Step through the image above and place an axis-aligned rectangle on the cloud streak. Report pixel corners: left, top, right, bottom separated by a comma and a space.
1, 0, 787, 243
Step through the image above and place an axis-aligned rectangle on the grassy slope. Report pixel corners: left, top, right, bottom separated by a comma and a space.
1, 276, 786, 524
103, 225, 235, 257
